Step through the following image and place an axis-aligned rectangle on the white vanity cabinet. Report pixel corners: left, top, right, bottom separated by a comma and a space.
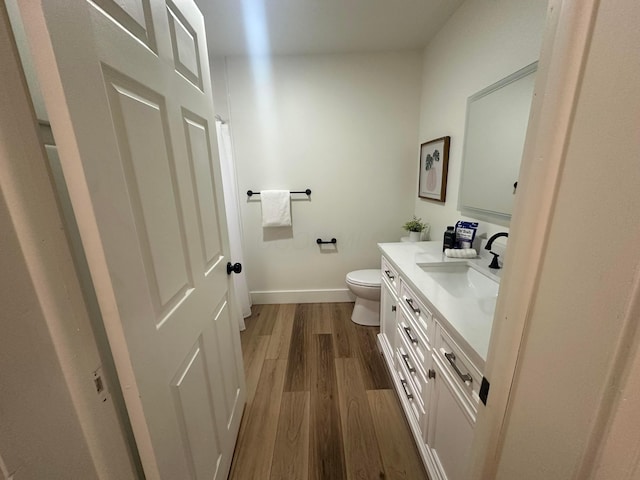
377, 247, 487, 480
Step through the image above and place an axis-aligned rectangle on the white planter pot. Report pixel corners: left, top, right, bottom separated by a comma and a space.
408, 231, 421, 242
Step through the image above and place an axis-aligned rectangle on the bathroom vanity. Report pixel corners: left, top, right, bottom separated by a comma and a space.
378, 241, 500, 480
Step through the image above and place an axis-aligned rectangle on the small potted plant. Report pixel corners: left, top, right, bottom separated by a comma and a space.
403, 216, 428, 242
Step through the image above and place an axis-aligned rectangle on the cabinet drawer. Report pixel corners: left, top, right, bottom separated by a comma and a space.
381, 256, 399, 293
397, 335, 428, 400
435, 329, 482, 410
397, 316, 430, 378
399, 280, 435, 346
396, 350, 426, 425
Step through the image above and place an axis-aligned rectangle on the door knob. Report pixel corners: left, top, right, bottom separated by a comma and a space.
226, 262, 242, 275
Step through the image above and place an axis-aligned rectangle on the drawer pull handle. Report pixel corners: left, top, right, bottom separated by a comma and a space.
403, 326, 418, 345
391, 305, 397, 312
401, 353, 416, 373
384, 270, 395, 280
428, 369, 436, 379
400, 379, 414, 400
405, 298, 420, 314
444, 352, 473, 385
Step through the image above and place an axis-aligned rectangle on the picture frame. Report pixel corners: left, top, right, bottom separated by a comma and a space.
418, 136, 450, 203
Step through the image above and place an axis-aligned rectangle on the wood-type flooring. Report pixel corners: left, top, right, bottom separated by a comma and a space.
229, 303, 428, 480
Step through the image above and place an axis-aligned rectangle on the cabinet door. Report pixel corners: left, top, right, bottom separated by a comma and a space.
380, 279, 398, 361
427, 359, 475, 480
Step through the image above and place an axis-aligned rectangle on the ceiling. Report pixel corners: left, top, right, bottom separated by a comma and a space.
194, 0, 465, 56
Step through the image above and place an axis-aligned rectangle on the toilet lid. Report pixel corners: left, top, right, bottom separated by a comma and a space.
346, 269, 381, 287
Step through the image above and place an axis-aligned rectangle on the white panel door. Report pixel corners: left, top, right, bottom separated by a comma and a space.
19, 1, 245, 478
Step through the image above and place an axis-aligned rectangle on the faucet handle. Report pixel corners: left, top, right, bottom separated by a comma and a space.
488, 252, 501, 269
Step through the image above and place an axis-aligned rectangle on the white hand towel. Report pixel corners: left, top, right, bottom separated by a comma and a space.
444, 248, 478, 258
261, 190, 291, 227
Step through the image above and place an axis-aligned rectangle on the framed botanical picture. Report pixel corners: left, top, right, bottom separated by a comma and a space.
418, 136, 450, 202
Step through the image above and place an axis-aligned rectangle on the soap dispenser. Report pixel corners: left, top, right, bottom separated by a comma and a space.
443, 226, 456, 251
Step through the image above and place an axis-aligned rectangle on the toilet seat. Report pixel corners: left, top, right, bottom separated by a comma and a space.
346, 269, 381, 288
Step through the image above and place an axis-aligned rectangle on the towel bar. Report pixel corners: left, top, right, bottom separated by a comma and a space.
247, 189, 311, 197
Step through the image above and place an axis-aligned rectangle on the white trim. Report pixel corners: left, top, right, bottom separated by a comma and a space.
250, 288, 355, 304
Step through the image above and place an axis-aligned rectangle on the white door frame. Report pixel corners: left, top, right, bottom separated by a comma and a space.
469, 0, 598, 476
471, 0, 640, 477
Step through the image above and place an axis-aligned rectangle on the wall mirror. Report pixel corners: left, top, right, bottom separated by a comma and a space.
458, 62, 537, 226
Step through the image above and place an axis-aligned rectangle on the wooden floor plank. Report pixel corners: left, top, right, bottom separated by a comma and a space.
311, 303, 333, 334
367, 389, 428, 480
240, 304, 264, 351
335, 358, 385, 480
266, 304, 296, 360
283, 304, 312, 392
231, 302, 428, 480
229, 359, 287, 480
254, 303, 279, 336
351, 322, 391, 390
309, 334, 347, 480
332, 303, 353, 358
241, 334, 269, 406
270, 392, 310, 480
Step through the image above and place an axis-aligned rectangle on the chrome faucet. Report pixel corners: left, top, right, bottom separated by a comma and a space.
485, 232, 509, 269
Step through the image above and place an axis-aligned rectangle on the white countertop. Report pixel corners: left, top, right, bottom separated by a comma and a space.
378, 241, 502, 368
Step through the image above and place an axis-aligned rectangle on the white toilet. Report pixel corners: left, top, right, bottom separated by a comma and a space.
345, 269, 381, 326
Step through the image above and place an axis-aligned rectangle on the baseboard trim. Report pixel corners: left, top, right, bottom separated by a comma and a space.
250, 289, 355, 304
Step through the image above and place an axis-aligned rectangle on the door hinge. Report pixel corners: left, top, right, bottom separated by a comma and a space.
480, 376, 490, 405
93, 366, 108, 403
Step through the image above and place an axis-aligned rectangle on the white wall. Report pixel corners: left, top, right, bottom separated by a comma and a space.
415, 0, 548, 243
223, 52, 422, 302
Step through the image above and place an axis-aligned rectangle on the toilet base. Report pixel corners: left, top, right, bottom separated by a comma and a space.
351, 297, 380, 326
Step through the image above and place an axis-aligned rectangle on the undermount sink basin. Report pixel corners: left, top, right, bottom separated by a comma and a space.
418, 262, 499, 300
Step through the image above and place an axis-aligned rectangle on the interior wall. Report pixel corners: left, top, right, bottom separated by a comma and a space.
492, 0, 640, 476
415, 0, 548, 243
224, 52, 422, 301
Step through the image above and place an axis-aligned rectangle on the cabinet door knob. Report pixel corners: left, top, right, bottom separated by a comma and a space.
391, 305, 397, 312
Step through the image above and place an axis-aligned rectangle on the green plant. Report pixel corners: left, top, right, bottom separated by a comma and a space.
402, 215, 428, 233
